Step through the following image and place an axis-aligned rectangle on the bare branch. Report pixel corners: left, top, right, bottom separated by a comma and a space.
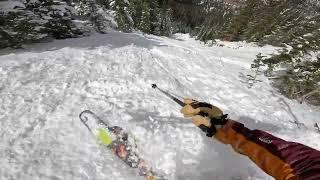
300, 89, 320, 104
315, 123, 320, 133
270, 91, 304, 128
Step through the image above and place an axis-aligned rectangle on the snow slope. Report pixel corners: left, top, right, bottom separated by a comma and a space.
0, 31, 319, 180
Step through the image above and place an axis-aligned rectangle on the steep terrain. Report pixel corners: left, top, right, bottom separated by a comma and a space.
0, 31, 319, 180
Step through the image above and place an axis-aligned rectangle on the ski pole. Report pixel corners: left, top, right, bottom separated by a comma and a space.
151, 84, 186, 107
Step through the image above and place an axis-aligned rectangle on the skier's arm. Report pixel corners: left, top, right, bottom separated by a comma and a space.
215, 120, 320, 180
180, 99, 320, 180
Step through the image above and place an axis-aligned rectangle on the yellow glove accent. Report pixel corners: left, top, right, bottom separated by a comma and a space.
180, 98, 223, 118
192, 115, 211, 127
180, 104, 201, 117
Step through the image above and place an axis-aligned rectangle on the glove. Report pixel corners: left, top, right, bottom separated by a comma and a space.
180, 99, 228, 137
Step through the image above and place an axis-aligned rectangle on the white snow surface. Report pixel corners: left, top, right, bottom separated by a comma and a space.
0, 0, 25, 13
0, 31, 319, 180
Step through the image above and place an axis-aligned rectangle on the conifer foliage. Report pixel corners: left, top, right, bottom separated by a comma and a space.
246, 0, 320, 105
77, 0, 116, 33
111, 0, 133, 32
0, 0, 174, 48
0, 0, 84, 48
168, 0, 320, 105
0, 1, 44, 48
220, 0, 320, 105
111, 0, 173, 35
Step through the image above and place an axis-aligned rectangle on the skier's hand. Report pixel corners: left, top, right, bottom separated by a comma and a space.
180, 99, 228, 137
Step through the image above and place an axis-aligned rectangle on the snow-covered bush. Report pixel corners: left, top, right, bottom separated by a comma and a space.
76, 0, 116, 33
0, 0, 49, 48
0, 0, 85, 48
189, 0, 320, 106
252, 49, 320, 106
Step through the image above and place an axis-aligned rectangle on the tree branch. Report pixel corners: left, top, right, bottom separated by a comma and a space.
315, 123, 320, 133
270, 91, 304, 128
300, 89, 320, 104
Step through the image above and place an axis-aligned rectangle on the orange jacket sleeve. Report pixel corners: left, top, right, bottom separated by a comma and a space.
215, 120, 320, 180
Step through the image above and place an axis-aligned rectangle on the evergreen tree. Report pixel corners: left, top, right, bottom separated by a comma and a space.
128, 0, 143, 29
197, 0, 233, 42
157, 7, 173, 36
111, 0, 133, 32
241, 0, 284, 42
248, 0, 320, 105
77, 0, 116, 33
77, 0, 94, 17
168, 0, 205, 34
127, 0, 172, 35
223, 0, 258, 41
139, 1, 151, 33
148, 0, 160, 34
96, 0, 111, 9
25, 0, 83, 39
0, 0, 48, 48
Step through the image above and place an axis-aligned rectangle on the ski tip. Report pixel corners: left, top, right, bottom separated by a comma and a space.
151, 84, 157, 89
79, 110, 94, 118
79, 110, 95, 132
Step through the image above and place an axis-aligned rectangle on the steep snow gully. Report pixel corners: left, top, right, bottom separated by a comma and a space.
0, 31, 319, 180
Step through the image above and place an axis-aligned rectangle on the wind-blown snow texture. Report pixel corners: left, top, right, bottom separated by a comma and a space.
0, 31, 319, 180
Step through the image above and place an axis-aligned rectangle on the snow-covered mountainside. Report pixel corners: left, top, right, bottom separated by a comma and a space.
0, 31, 319, 180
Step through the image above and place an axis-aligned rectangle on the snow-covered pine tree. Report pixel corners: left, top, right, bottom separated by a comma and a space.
139, 1, 151, 34
0, 0, 49, 48
0, 0, 85, 48
77, 0, 93, 17
157, 7, 173, 36
128, 0, 143, 29
77, 0, 116, 33
92, 5, 117, 33
199, 0, 320, 105
111, 0, 133, 32
168, 0, 205, 34
148, 0, 160, 34
197, 0, 233, 42
249, 0, 320, 105
241, 0, 284, 42
37, 0, 83, 39
223, 0, 258, 41
96, 0, 111, 9
133, 0, 173, 36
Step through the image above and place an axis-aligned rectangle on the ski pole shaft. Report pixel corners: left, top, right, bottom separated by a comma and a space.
151, 84, 186, 107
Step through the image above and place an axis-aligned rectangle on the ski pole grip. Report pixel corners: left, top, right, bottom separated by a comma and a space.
152, 84, 157, 89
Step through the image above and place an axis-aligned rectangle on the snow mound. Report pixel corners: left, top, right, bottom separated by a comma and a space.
0, 31, 319, 180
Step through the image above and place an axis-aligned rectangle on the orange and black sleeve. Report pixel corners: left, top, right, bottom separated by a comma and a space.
215, 120, 320, 180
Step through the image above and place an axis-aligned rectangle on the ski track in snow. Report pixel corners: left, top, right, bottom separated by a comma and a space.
0, 31, 319, 180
